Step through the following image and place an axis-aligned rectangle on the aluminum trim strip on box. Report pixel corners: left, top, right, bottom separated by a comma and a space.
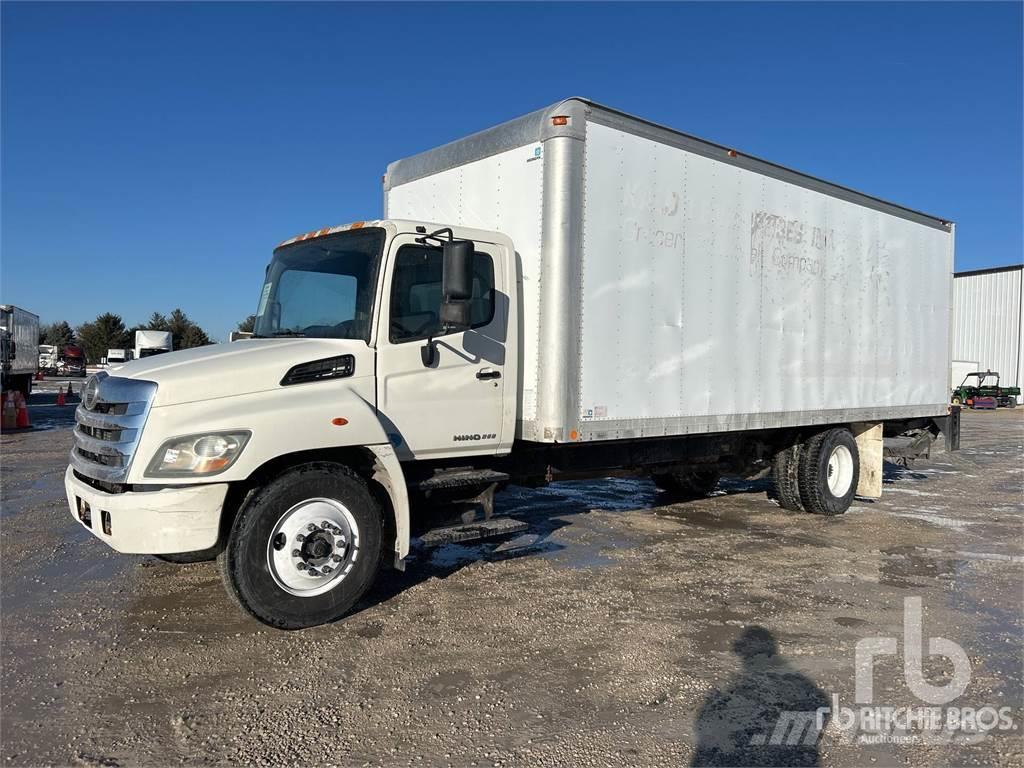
577, 405, 948, 443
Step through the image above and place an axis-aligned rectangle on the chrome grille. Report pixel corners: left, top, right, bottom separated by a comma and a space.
71, 373, 157, 483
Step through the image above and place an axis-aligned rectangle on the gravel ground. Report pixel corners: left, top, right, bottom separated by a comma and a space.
1, 406, 1021, 767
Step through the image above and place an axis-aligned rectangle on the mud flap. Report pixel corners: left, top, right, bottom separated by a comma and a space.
851, 422, 883, 498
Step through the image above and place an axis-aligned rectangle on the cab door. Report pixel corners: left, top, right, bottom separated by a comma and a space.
375, 235, 508, 460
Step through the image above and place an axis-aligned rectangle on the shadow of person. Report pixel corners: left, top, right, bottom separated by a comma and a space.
692, 626, 829, 767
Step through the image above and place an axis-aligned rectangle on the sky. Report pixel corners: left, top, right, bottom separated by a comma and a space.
2, 2, 1021, 341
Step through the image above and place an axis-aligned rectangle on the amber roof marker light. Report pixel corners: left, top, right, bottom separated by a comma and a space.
552, 115, 570, 126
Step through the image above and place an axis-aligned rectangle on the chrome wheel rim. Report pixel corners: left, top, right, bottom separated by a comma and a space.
266, 498, 360, 597
826, 445, 854, 497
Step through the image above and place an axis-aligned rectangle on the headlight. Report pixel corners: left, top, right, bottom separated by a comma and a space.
146, 431, 251, 477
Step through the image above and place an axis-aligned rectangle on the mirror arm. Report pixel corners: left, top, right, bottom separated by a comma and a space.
421, 334, 437, 367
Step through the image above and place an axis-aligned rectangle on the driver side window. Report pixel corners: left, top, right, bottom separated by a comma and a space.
389, 245, 494, 343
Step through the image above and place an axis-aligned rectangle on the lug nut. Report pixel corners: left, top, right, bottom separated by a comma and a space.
322, 521, 332, 529
332, 554, 342, 563
322, 566, 332, 574
291, 549, 301, 557
296, 533, 305, 542
307, 524, 317, 532
296, 562, 306, 571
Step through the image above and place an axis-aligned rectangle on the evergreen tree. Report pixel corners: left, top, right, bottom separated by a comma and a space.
76, 313, 130, 364
39, 321, 75, 348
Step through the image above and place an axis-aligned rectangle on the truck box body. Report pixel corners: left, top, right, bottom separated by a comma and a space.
0, 305, 40, 382
134, 330, 173, 359
385, 98, 955, 444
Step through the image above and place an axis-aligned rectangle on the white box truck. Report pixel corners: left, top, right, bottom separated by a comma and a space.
65, 99, 958, 628
1, 305, 40, 396
134, 329, 172, 359
105, 349, 129, 366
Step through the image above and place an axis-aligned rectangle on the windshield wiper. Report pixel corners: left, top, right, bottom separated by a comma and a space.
270, 330, 306, 337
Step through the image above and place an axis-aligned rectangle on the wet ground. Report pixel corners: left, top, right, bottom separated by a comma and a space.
1, 408, 1021, 767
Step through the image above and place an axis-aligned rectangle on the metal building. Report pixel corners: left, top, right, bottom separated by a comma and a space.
951, 264, 1024, 403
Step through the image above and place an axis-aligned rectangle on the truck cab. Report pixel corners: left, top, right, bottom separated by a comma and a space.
66, 220, 517, 628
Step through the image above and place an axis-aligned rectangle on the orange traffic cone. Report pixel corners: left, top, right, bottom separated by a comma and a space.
14, 392, 30, 429
56, 389, 66, 407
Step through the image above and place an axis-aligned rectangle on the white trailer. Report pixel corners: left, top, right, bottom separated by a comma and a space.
65, 99, 959, 629
1, 305, 40, 396
134, 329, 172, 359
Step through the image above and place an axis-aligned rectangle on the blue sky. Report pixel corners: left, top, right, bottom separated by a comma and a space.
3, 1, 1021, 341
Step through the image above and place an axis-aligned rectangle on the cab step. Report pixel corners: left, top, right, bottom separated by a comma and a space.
413, 468, 510, 492
418, 517, 528, 548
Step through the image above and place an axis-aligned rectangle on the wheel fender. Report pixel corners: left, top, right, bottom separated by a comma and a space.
366, 443, 410, 569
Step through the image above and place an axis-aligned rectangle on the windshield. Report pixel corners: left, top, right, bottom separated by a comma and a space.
254, 227, 385, 341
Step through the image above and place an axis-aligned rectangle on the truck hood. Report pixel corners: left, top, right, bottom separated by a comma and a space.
107, 339, 373, 407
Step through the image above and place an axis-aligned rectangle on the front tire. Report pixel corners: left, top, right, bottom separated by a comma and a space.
798, 428, 859, 515
218, 462, 382, 629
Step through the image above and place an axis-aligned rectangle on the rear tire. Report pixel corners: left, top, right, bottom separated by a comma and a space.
218, 462, 382, 629
652, 469, 721, 499
768, 443, 804, 511
798, 428, 859, 515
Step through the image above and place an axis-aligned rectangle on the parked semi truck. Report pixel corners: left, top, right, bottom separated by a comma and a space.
65, 99, 958, 629
134, 330, 172, 359
1, 305, 39, 396
38, 344, 59, 376
60, 345, 87, 377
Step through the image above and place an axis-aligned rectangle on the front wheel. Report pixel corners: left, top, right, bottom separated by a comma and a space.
798, 428, 859, 515
218, 463, 382, 629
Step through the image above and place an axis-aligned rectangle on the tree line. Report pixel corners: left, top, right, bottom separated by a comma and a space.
39, 309, 215, 364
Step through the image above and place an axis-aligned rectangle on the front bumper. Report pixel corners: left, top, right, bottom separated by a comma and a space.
64, 466, 228, 554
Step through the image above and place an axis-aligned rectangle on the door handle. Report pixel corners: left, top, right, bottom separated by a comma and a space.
476, 369, 501, 380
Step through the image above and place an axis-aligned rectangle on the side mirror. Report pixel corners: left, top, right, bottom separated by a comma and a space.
442, 240, 474, 302
422, 239, 475, 367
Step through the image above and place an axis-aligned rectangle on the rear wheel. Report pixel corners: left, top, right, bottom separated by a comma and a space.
798, 428, 859, 515
768, 443, 803, 511
218, 462, 382, 629
652, 468, 721, 499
